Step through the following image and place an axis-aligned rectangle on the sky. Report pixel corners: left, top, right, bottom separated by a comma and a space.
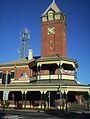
0, 0, 90, 84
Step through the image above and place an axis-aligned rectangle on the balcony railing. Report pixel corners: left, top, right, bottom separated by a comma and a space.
37, 74, 75, 80
0, 71, 75, 84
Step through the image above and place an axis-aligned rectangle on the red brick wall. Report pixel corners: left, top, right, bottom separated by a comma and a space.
0, 65, 31, 80
41, 20, 66, 57
1, 68, 11, 74
15, 66, 30, 79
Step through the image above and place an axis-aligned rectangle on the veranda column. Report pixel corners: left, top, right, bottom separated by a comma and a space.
37, 64, 42, 80
65, 91, 68, 112
21, 91, 27, 109
37, 65, 38, 80
40, 91, 43, 110
44, 91, 47, 110
24, 91, 27, 108
61, 91, 64, 111
48, 91, 51, 109
21, 91, 24, 108
39, 64, 41, 80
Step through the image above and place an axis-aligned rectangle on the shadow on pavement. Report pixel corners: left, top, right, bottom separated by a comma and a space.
45, 110, 90, 119
0, 111, 5, 119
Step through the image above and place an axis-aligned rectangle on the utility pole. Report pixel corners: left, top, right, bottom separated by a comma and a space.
3, 71, 8, 114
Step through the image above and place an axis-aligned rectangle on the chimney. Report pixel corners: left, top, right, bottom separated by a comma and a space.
28, 49, 33, 60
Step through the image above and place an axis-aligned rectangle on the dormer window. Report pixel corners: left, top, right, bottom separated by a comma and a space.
48, 10, 54, 21
42, 16, 47, 22
55, 14, 60, 20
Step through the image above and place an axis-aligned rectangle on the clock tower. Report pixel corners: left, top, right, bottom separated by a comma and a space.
41, 1, 66, 57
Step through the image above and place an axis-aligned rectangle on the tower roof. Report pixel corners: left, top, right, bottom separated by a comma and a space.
41, 0, 62, 16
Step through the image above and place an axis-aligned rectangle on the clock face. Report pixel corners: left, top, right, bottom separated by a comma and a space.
47, 27, 55, 35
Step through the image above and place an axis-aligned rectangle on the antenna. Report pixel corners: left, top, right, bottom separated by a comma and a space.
18, 28, 30, 58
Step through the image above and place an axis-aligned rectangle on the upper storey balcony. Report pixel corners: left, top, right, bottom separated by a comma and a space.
0, 56, 78, 84
30, 56, 78, 81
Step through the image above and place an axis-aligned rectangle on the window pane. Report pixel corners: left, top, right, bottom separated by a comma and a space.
0, 71, 2, 79
0, 73, 2, 79
11, 70, 15, 78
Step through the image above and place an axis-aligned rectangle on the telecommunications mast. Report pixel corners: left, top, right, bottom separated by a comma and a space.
18, 28, 30, 58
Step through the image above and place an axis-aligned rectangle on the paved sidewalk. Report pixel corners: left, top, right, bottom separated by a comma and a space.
1, 115, 24, 119
45, 109, 90, 119
0, 108, 45, 119
0, 108, 90, 119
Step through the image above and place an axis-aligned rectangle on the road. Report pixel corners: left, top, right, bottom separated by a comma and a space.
0, 108, 90, 119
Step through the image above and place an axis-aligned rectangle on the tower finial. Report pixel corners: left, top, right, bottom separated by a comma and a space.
53, 0, 55, 3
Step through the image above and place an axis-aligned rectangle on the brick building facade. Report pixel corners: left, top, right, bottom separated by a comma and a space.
0, 1, 90, 110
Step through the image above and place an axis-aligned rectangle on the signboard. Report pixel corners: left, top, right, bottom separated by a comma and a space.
3, 90, 8, 101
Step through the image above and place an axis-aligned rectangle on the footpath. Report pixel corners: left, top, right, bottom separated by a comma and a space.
0, 108, 90, 119
46, 109, 90, 119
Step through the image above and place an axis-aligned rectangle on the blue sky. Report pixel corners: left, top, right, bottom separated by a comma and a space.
0, 0, 90, 84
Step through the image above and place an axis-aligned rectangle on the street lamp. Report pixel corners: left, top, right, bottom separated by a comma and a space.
56, 54, 62, 110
